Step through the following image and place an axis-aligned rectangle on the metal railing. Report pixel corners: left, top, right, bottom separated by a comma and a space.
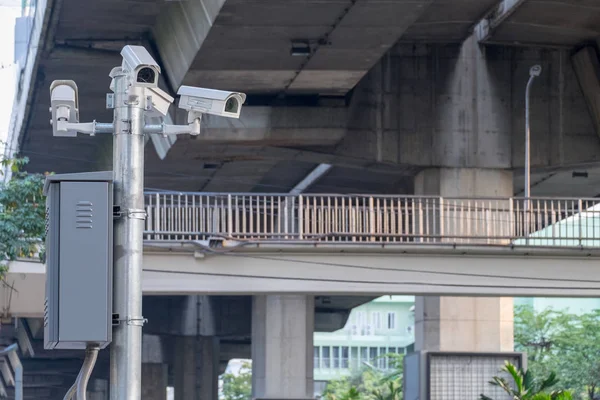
144, 193, 600, 247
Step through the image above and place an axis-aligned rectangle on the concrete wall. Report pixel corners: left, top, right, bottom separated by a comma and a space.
332, 44, 600, 174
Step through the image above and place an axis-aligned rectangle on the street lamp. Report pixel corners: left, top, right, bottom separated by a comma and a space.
525, 65, 542, 200
525, 65, 541, 238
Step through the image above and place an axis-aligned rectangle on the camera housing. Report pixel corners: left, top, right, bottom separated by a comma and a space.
50, 80, 80, 137
146, 87, 174, 118
177, 86, 246, 119
121, 45, 160, 88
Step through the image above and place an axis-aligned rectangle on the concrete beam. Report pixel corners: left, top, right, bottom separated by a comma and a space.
475, 0, 527, 43
153, 0, 226, 90
142, 246, 600, 297
572, 46, 600, 138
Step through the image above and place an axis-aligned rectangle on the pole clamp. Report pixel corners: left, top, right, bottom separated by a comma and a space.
112, 313, 147, 326
113, 206, 147, 220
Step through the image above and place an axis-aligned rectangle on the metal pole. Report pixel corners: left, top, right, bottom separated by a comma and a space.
15, 364, 22, 400
110, 70, 146, 400
525, 65, 541, 238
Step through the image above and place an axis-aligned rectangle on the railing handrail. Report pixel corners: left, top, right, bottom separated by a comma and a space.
143, 191, 600, 202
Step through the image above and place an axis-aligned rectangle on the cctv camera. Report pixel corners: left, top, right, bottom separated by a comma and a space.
145, 87, 174, 118
121, 45, 160, 88
177, 86, 246, 119
49, 80, 79, 137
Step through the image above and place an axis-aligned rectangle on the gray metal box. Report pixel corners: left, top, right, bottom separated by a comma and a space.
43, 171, 113, 350
404, 351, 526, 400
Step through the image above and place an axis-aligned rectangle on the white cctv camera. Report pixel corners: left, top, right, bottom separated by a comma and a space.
177, 86, 246, 120
145, 87, 174, 118
49, 80, 79, 137
121, 45, 160, 88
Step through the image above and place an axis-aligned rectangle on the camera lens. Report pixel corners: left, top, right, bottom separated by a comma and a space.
137, 67, 156, 84
225, 97, 238, 113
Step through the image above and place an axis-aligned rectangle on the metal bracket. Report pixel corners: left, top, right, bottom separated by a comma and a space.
112, 314, 147, 327
113, 206, 147, 220
120, 119, 131, 134
106, 93, 115, 109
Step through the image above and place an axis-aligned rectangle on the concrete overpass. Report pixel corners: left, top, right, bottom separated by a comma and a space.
7, 0, 600, 399
8, 0, 600, 197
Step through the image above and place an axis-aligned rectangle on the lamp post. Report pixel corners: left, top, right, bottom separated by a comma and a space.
525, 65, 542, 238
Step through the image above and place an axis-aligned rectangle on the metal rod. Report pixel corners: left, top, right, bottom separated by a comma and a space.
525, 65, 542, 241
110, 71, 145, 400
15, 363, 22, 400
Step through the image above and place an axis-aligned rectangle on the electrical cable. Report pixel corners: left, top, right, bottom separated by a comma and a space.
143, 267, 600, 292
62, 344, 99, 400
76, 345, 99, 400
144, 240, 600, 284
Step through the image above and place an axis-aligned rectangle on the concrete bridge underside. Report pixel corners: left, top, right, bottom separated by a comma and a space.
10, 0, 600, 198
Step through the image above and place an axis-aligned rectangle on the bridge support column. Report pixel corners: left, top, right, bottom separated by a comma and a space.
412, 30, 515, 354
414, 170, 515, 352
142, 363, 168, 400
252, 295, 314, 399
174, 336, 220, 400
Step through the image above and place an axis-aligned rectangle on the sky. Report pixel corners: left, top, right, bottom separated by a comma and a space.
0, 1, 22, 150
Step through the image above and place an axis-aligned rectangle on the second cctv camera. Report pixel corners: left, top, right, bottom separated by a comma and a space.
121, 45, 160, 88
49, 80, 79, 137
177, 86, 246, 119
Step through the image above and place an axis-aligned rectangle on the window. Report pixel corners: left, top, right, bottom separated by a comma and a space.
341, 347, 349, 369
357, 311, 365, 327
389, 347, 397, 354
379, 347, 387, 369
363, 325, 373, 336
360, 347, 368, 363
322, 347, 331, 368
333, 346, 340, 368
369, 347, 378, 363
372, 311, 382, 329
350, 324, 358, 336
387, 312, 397, 330
314, 346, 320, 369
351, 347, 359, 370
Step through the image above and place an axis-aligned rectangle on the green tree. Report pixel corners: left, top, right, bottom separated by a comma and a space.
514, 306, 600, 400
0, 156, 47, 269
552, 310, 600, 400
221, 361, 252, 400
514, 305, 566, 379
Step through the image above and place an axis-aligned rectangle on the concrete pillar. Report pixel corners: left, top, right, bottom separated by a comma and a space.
142, 363, 168, 400
252, 295, 314, 400
412, 32, 515, 353
414, 168, 515, 352
174, 336, 220, 400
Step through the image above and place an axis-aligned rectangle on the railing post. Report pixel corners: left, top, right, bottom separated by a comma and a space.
155, 192, 160, 239
298, 195, 304, 240
579, 198, 583, 247
227, 194, 233, 237
369, 196, 375, 241
439, 197, 444, 241
509, 197, 514, 241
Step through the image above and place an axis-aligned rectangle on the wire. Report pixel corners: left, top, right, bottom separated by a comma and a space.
144, 240, 600, 286
215, 250, 600, 284
144, 268, 600, 292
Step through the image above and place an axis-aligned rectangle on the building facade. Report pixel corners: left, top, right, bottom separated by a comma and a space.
313, 296, 415, 385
